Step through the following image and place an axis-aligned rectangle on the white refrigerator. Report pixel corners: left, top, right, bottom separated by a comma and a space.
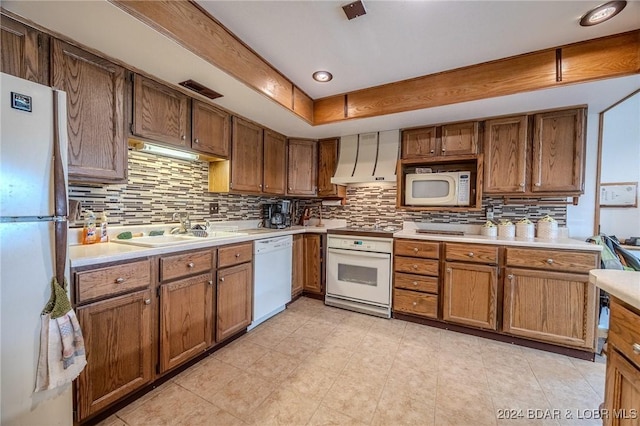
0, 72, 73, 425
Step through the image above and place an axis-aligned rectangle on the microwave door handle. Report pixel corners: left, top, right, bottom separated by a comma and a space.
327, 248, 390, 259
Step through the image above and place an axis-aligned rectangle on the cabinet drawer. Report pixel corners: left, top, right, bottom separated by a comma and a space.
395, 239, 440, 259
394, 273, 438, 294
160, 249, 214, 282
609, 298, 640, 369
394, 256, 439, 276
393, 289, 437, 318
506, 248, 598, 273
218, 242, 253, 268
446, 243, 498, 264
76, 259, 151, 304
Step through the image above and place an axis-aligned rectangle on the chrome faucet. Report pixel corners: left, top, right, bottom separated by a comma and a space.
171, 212, 191, 234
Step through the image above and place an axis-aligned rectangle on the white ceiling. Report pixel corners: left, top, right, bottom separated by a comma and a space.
197, 0, 640, 99
3, 1, 640, 138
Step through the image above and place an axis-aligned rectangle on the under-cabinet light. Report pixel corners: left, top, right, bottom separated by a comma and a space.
136, 143, 199, 161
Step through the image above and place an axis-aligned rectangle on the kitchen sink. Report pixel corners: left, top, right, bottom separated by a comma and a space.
112, 232, 248, 248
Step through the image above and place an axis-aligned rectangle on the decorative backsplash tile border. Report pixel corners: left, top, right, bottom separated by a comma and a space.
69, 152, 567, 228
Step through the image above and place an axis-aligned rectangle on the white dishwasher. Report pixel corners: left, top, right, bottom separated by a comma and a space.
249, 235, 293, 330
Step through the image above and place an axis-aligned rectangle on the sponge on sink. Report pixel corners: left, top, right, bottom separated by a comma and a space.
149, 230, 164, 236
116, 231, 133, 240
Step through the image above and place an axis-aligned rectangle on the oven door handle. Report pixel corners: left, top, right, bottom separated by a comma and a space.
327, 248, 391, 259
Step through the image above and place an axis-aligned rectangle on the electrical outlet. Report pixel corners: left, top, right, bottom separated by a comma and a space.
209, 202, 219, 214
486, 206, 494, 220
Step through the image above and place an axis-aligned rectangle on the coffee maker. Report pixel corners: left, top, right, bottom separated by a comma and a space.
262, 201, 291, 229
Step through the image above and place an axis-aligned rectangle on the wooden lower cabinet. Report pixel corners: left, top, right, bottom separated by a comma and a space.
604, 349, 640, 426
217, 262, 252, 342
159, 273, 214, 373
393, 289, 437, 318
291, 234, 304, 298
503, 267, 597, 349
303, 234, 323, 294
443, 262, 498, 330
76, 290, 153, 421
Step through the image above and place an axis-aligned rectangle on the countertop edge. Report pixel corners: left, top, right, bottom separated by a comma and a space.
589, 269, 640, 311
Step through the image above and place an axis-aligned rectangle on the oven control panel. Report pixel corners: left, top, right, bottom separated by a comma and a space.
327, 235, 393, 254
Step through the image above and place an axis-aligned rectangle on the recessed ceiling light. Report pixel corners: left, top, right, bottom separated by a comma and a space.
312, 71, 333, 82
580, 1, 627, 26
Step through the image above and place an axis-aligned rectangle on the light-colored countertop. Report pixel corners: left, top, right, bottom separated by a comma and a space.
589, 269, 640, 311
69, 224, 335, 268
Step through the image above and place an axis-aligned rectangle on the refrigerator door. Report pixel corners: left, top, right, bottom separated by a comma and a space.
0, 72, 68, 218
0, 221, 73, 425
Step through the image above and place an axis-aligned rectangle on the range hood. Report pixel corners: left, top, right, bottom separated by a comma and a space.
331, 129, 399, 184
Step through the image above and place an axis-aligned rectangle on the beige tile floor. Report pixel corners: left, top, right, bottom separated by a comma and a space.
98, 297, 606, 426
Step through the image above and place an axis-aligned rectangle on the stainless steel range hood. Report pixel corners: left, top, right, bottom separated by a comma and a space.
331, 129, 399, 184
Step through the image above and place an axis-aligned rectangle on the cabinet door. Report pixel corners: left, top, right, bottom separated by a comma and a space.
263, 129, 286, 195
483, 115, 528, 193
51, 39, 127, 182
288, 139, 317, 196
217, 263, 252, 342
133, 74, 190, 148
291, 234, 304, 298
0, 16, 49, 85
532, 108, 585, 193
192, 99, 229, 157
503, 268, 597, 349
76, 290, 153, 421
303, 234, 322, 294
317, 137, 342, 197
443, 262, 498, 330
441, 122, 479, 156
160, 273, 214, 373
402, 127, 438, 159
230, 116, 263, 193
604, 349, 640, 426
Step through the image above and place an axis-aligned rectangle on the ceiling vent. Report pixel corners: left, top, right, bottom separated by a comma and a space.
178, 79, 223, 100
331, 130, 399, 184
342, 0, 367, 20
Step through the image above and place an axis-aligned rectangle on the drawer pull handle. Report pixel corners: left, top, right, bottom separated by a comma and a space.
468, 252, 474, 257
220, 277, 225, 282
144, 299, 151, 305
546, 259, 554, 264
413, 247, 419, 252
633, 343, 640, 355
187, 262, 195, 268
115, 277, 125, 284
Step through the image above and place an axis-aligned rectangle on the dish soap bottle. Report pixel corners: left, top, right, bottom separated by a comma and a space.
99, 212, 109, 243
82, 210, 98, 245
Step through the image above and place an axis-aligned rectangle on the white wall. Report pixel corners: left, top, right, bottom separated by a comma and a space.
599, 93, 640, 240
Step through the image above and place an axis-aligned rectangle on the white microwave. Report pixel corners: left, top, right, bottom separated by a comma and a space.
405, 171, 471, 206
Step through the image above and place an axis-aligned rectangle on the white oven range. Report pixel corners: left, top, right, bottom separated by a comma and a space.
325, 232, 393, 318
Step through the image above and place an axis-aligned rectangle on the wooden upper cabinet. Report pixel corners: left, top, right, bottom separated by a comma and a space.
532, 108, 585, 193
402, 127, 437, 159
483, 115, 528, 193
1, 16, 49, 85
440, 122, 479, 156
191, 100, 229, 158
51, 39, 127, 183
317, 137, 345, 198
262, 129, 287, 195
133, 74, 190, 148
231, 116, 263, 193
287, 138, 317, 196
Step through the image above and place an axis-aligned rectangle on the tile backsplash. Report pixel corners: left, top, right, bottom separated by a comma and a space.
69, 152, 567, 228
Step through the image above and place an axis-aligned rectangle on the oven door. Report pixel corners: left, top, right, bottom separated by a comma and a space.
326, 248, 391, 305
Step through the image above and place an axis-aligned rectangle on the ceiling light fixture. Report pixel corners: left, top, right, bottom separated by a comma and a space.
579, 1, 627, 26
312, 71, 333, 82
131, 141, 200, 161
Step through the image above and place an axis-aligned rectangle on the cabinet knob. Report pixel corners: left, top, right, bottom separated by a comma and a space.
235, 253, 240, 258
412, 264, 418, 270
633, 343, 640, 354
507, 274, 514, 280
412, 281, 418, 286
441, 148, 446, 152
546, 258, 554, 264
288, 187, 292, 191
194, 138, 199, 144
519, 183, 525, 187
534, 183, 541, 187
115, 277, 125, 284
259, 184, 262, 188
413, 247, 419, 253
181, 135, 186, 140
187, 262, 195, 268
220, 277, 225, 282
430, 150, 435, 154
468, 252, 474, 257
208, 280, 213, 286
265, 185, 268, 189
144, 299, 151, 305
412, 301, 417, 306
447, 268, 452, 273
